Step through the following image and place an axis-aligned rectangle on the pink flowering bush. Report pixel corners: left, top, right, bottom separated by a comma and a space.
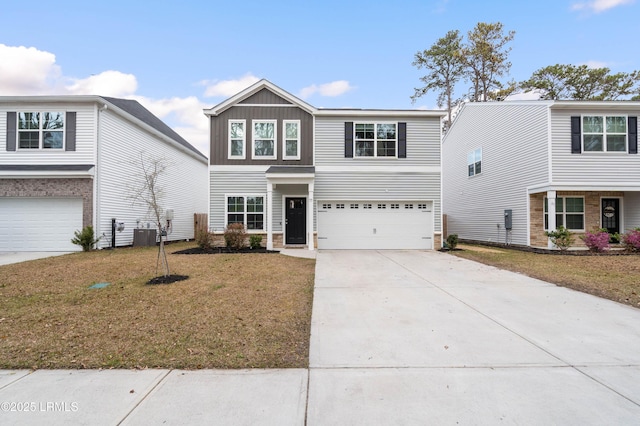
622, 228, 640, 252
580, 228, 610, 252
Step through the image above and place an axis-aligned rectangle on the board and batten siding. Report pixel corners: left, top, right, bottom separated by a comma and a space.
551, 108, 640, 183
442, 102, 551, 246
0, 102, 96, 165
210, 106, 313, 166
315, 116, 441, 167
97, 109, 208, 248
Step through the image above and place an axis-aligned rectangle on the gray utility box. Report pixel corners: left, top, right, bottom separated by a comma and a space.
133, 229, 157, 247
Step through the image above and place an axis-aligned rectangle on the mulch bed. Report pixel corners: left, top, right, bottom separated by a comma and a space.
173, 247, 280, 255
146, 274, 189, 285
458, 239, 639, 256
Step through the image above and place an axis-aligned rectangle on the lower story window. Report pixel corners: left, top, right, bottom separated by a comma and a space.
544, 197, 584, 230
226, 195, 264, 230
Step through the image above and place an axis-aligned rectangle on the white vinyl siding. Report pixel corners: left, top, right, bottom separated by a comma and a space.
442, 103, 550, 246
0, 103, 95, 165
624, 192, 640, 231
315, 116, 441, 167
551, 109, 640, 183
97, 109, 208, 248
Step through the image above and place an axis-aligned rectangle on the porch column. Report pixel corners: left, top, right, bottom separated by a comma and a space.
267, 182, 274, 250
308, 182, 315, 250
547, 190, 557, 249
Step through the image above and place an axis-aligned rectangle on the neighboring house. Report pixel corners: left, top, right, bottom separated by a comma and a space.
442, 100, 640, 248
204, 79, 444, 250
0, 96, 208, 251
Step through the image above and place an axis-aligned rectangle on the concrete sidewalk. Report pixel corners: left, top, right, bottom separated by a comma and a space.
1, 250, 640, 425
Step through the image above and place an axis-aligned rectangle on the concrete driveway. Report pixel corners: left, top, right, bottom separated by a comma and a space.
308, 250, 640, 424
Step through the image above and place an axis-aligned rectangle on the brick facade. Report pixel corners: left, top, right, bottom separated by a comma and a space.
0, 178, 93, 227
529, 191, 624, 247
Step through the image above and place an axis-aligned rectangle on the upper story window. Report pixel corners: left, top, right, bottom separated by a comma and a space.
467, 148, 482, 177
18, 112, 64, 149
228, 120, 246, 159
354, 123, 397, 158
583, 115, 627, 152
283, 120, 300, 160
252, 120, 277, 159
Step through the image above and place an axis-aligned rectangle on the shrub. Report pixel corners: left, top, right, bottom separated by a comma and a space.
249, 234, 263, 250
224, 223, 246, 250
445, 234, 459, 250
544, 226, 574, 251
622, 228, 640, 252
71, 225, 101, 252
195, 229, 213, 250
580, 228, 610, 252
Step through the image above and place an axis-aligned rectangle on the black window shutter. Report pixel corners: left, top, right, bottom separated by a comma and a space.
344, 122, 353, 158
65, 112, 76, 151
6, 112, 16, 151
628, 116, 637, 154
570, 116, 581, 154
398, 122, 407, 158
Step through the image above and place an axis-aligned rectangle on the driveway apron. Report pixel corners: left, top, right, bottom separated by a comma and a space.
307, 250, 640, 425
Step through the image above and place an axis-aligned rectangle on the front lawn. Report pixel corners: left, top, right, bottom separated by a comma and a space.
451, 245, 640, 308
0, 242, 315, 369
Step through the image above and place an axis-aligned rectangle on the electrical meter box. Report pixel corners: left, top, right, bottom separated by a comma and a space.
504, 209, 513, 230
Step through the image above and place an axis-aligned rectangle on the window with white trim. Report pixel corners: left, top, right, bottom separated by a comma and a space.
252, 120, 277, 159
228, 120, 245, 159
283, 120, 300, 160
18, 112, 64, 149
226, 195, 265, 231
467, 148, 482, 177
583, 115, 627, 152
544, 197, 584, 231
354, 123, 397, 157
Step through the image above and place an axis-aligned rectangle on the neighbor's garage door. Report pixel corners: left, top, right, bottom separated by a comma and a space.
317, 201, 433, 250
0, 198, 83, 251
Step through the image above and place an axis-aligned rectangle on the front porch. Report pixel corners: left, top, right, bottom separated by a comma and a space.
265, 166, 315, 251
529, 189, 640, 248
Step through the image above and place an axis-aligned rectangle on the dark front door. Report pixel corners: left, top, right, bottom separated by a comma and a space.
602, 198, 620, 234
285, 198, 306, 245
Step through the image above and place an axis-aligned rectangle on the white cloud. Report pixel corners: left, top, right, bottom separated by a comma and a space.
571, 0, 635, 13
201, 73, 260, 98
582, 60, 610, 68
0, 44, 61, 94
65, 70, 138, 97
299, 80, 354, 99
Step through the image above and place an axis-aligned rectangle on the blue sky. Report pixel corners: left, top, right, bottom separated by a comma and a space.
1, 0, 638, 155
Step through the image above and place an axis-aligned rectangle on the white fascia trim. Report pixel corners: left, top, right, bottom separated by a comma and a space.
0, 170, 95, 178
315, 109, 446, 118
210, 165, 271, 172
315, 165, 441, 174
203, 79, 317, 116
528, 182, 640, 193
550, 100, 640, 110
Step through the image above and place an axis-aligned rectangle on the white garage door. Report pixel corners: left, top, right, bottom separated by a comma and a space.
317, 201, 433, 250
0, 198, 83, 251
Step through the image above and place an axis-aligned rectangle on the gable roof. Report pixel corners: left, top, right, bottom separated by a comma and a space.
101, 97, 206, 160
204, 79, 316, 116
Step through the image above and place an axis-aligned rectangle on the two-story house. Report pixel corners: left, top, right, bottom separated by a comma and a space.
442, 101, 640, 248
205, 80, 444, 250
0, 96, 208, 251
